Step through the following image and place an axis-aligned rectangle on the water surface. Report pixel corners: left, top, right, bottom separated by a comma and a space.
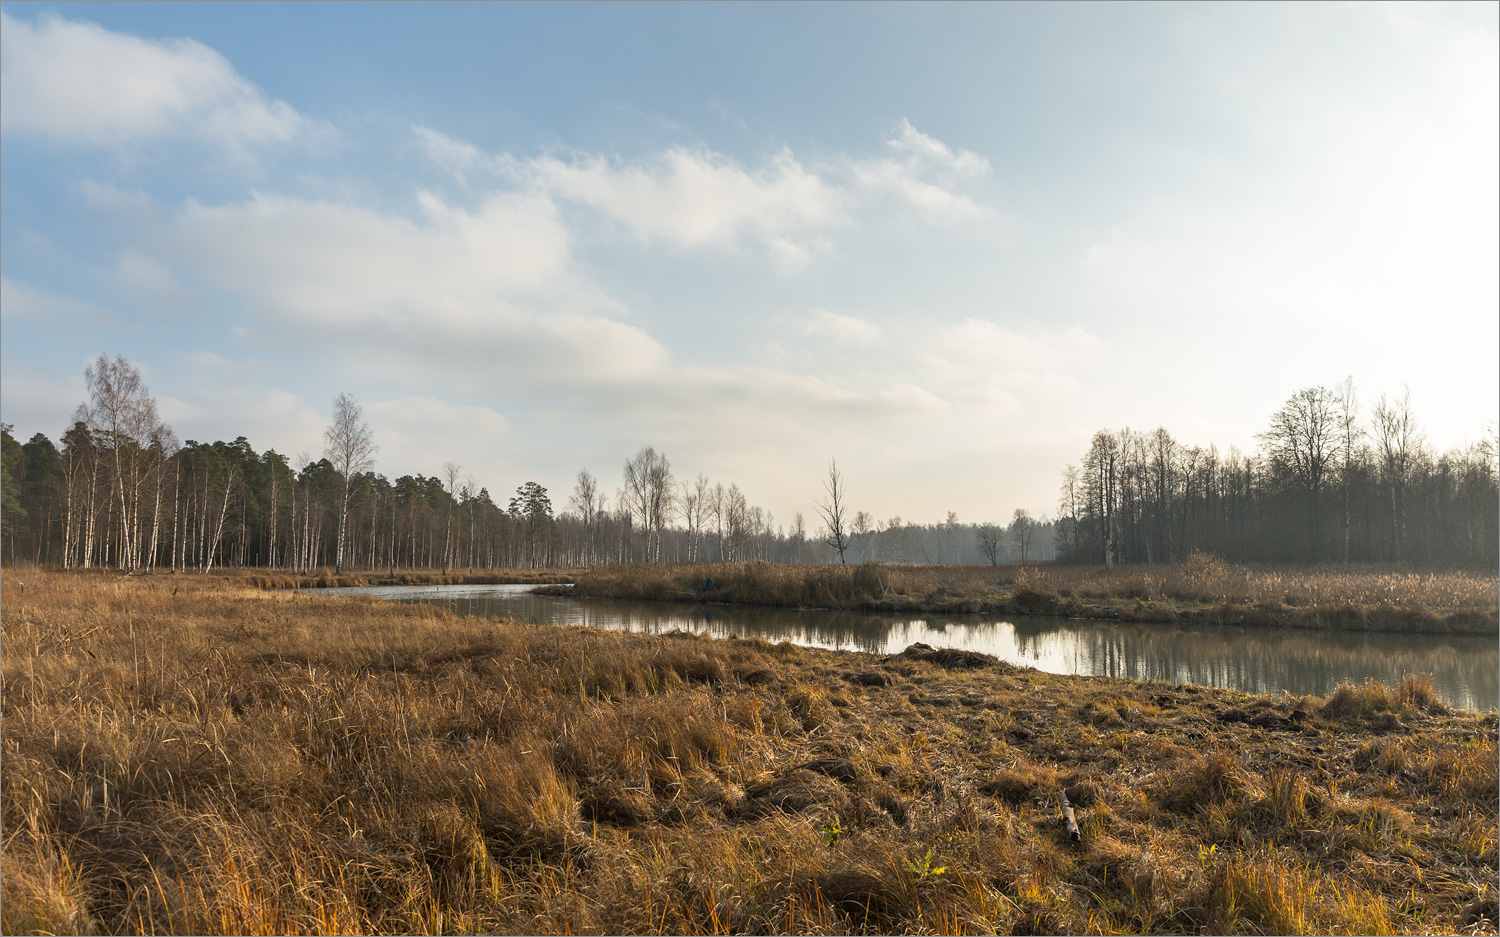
309, 583, 1498, 711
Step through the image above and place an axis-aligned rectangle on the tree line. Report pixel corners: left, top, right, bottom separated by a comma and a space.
2, 356, 1051, 572
1055, 381, 1498, 568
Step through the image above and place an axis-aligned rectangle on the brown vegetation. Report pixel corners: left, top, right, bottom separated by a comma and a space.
225, 566, 577, 590
3, 569, 1496, 934
558, 560, 1500, 634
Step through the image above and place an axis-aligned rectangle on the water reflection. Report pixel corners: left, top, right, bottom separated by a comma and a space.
311, 584, 1498, 711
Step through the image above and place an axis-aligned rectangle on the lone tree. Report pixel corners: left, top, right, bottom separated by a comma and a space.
818, 458, 852, 565
323, 393, 377, 573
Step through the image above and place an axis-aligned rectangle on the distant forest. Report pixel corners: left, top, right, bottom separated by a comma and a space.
0, 356, 1051, 572
1, 359, 1492, 572
1056, 382, 1498, 568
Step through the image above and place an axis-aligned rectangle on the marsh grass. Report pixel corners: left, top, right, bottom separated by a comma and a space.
2, 569, 1496, 934
563, 560, 1498, 634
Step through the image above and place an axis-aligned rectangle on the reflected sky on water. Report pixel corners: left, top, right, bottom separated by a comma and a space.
310, 584, 1498, 711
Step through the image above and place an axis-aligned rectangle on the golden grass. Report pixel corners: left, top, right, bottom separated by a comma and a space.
2, 568, 1496, 935
562, 560, 1499, 634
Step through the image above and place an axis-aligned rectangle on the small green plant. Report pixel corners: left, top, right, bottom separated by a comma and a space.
819, 816, 842, 847
1198, 843, 1218, 874
906, 848, 947, 884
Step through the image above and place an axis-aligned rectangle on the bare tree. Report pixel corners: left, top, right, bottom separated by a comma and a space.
941, 510, 962, 563
818, 458, 852, 565
1258, 386, 1337, 561
1011, 508, 1037, 564
1372, 388, 1423, 562
623, 446, 673, 562
568, 469, 602, 566
976, 522, 1004, 565
691, 473, 712, 561
723, 483, 749, 561
81, 355, 170, 569
851, 510, 874, 563
789, 511, 808, 564
711, 482, 729, 554
675, 472, 712, 562
441, 461, 462, 573
324, 393, 377, 573
1334, 376, 1363, 563
1084, 431, 1120, 567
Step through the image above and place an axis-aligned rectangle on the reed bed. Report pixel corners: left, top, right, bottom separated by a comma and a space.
563, 561, 1498, 633
2, 569, 1496, 935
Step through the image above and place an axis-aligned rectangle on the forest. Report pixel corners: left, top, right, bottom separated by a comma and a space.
1, 357, 1493, 573
1056, 383, 1498, 568
0, 357, 1052, 573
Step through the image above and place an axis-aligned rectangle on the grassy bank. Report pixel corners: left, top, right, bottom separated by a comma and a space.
171, 566, 577, 590
2, 570, 1495, 935
556, 561, 1500, 635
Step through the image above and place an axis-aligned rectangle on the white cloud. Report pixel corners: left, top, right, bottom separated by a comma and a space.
519, 146, 843, 262
0, 277, 110, 323
889, 119, 991, 177
116, 252, 191, 304
853, 119, 993, 223
171, 189, 578, 325
413, 125, 483, 181
154, 188, 672, 390
0, 11, 322, 153
800, 308, 883, 346
406, 121, 996, 266
0, 367, 89, 436
158, 386, 325, 453
368, 396, 511, 438
928, 318, 1097, 367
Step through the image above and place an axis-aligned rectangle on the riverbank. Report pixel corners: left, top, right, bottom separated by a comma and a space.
2, 569, 1495, 935
96, 565, 578, 590
551, 561, 1500, 635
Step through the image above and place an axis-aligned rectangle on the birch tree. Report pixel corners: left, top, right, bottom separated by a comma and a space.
324, 393, 377, 573
81, 355, 169, 569
568, 469, 602, 566
623, 446, 673, 562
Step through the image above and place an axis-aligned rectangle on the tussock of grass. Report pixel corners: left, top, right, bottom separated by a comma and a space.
2, 570, 1495, 935
563, 560, 1499, 635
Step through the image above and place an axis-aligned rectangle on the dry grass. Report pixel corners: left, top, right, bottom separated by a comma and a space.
562, 561, 1499, 634
2, 568, 1496, 935
229, 566, 577, 590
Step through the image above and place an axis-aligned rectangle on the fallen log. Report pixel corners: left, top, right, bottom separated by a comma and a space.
1057, 790, 1080, 842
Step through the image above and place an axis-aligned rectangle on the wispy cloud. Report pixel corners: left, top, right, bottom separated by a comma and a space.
413, 125, 483, 182
801, 308, 883, 346
410, 120, 996, 269
0, 277, 112, 324
519, 146, 844, 262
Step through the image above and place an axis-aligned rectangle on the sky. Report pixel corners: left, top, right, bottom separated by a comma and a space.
2, 2, 1496, 528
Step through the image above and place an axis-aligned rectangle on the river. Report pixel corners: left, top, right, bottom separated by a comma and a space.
308, 583, 1498, 711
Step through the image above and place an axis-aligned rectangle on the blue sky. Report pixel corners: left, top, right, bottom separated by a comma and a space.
2, 2, 1496, 526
